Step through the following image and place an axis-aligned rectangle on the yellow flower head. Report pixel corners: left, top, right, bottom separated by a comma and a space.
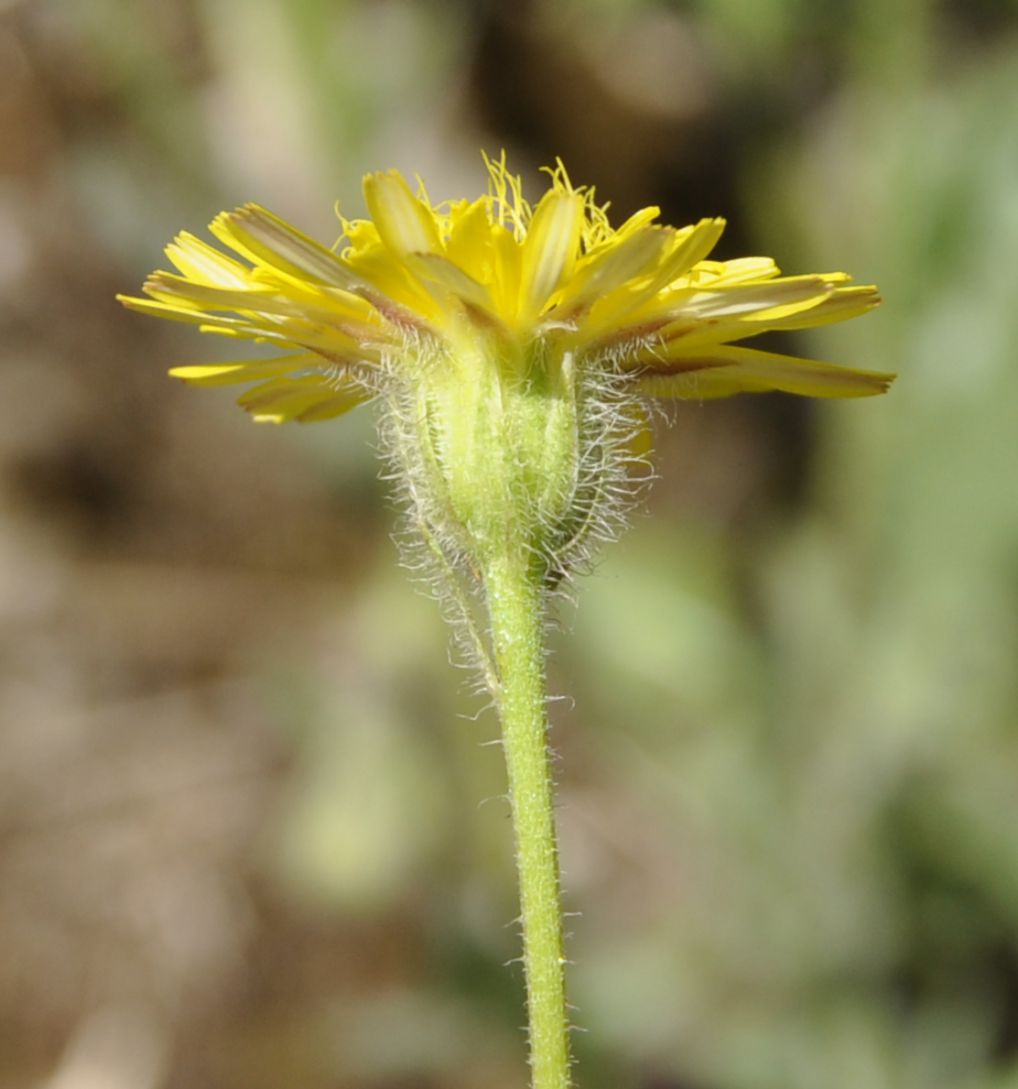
120, 153, 892, 580
119, 151, 891, 425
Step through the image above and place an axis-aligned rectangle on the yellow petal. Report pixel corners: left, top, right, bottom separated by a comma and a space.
118, 294, 288, 338
489, 223, 523, 322
649, 219, 726, 290
672, 276, 834, 322
762, 285, 881, 330
143, 272, 371, 333
293, 389, 370, 422
624, 285, 880, 359
144, 274, 295, 315
519, 190, 583, 319
168, 354, 318, 387
572, 219, 727, 343
212, 205, 362, 290
706, 256, 782, 285
639, 345, 895, 399
404, 252, 497, 316
342, 245, 443, 324
445, 197, 495, 282
565, 228, 671, 308
237, 375, 371, 423
609, 206, 661, 240
166, 232, 252, 287
363, 170, 442, 258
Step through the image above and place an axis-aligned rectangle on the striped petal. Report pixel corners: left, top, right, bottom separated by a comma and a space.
559, 227, 671, 312
666, 276, 835, 322
237, 375, 371, 423
363, 171, 443, 259
403, 252, 498, 317
165, 232, 253, 288
638, 345, 894, 399
578, 220, 728, 342
212, 205, 364, 290
519, 190, 583, 319
117, 295, 289, 338
168, 353, 324, 387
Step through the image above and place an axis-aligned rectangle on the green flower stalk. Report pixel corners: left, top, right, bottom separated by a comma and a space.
119, 151, 893, 1089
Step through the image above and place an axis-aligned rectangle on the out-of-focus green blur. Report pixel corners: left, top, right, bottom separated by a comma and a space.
3, 2, 1018, 1087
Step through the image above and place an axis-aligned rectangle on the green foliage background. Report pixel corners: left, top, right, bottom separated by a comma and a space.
2, 2, 1017, 1087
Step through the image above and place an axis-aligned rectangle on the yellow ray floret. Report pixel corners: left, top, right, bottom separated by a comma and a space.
118, 152, 893, 422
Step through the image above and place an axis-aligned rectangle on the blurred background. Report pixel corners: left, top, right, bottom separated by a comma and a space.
2, 1, 1018, 1087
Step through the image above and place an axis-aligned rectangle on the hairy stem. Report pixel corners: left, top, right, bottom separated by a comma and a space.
484, 549, 571, 1089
